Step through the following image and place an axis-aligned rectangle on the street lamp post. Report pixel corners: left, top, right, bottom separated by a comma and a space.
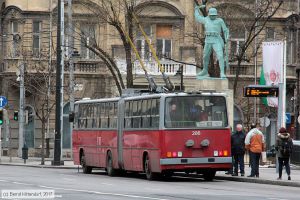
296, 69, 300, 139
53, 0, 63, 166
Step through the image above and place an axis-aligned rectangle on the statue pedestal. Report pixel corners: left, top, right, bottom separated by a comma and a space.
194, 78, 229, 91
186, 78, 234, 129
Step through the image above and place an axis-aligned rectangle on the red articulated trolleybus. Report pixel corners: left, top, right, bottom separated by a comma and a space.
71, 91, 232, 180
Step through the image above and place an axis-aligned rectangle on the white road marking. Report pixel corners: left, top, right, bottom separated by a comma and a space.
39, 185, 170, 200
101, 183, 114, 186
268, 198, 289, 200
12, 182, 34, 186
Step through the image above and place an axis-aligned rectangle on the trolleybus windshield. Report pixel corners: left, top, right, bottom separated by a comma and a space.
165, 96, 228, 128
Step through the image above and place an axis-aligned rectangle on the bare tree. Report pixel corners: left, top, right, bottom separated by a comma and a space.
76, 0, 142, 92
20, 48, 56, 165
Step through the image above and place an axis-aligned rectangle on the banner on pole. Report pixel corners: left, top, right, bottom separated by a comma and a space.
262, 41, 284, 107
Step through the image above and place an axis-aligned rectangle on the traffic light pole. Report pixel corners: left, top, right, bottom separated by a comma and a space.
18, 63, 25, 158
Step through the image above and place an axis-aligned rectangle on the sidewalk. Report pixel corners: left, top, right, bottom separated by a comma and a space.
0, 156, 300, 187
0, 156, 77, 169
215, 164, 300, 187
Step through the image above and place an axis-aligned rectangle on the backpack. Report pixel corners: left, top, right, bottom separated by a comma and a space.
280, 139, 292, 157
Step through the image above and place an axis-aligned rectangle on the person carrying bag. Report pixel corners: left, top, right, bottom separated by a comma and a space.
275, 127, 293, 180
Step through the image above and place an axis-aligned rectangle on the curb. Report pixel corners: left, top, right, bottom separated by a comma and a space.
215, 175, 300, 187
0, 163, 79, 170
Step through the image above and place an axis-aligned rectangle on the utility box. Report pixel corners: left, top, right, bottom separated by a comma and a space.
291, 140, 300, 165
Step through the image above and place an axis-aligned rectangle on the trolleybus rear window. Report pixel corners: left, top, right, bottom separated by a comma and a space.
165, 96, 228, 128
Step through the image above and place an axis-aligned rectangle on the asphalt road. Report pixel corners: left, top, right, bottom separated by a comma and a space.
0, 166, 298, 200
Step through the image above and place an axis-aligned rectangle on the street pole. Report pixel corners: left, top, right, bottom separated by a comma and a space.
254, 0, 258, 123
53, 0, 62, 165
60, 0, 65, 161
18, 63, 25, 158
68, 0, 74, 156
0, 124, 2, 162
296, 69, 300, 139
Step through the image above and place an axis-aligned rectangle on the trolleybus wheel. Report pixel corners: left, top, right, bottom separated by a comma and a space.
203, 170, 216, 181
144, 154, 155, 180
81, 153, 92, 174
106, 151, 116, 176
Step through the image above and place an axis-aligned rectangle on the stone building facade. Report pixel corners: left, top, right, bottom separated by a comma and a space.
0, 0, 299, 157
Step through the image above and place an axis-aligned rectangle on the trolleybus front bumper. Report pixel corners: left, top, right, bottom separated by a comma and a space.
160, 157, 232, 165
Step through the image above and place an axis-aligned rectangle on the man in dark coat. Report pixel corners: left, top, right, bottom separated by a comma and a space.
231, 124, 246, 176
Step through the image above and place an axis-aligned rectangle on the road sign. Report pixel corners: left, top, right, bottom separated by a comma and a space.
244, 85, 279, 97
259, 116, 270, 127
286, 113, 291, 124
0, 96, 8, 108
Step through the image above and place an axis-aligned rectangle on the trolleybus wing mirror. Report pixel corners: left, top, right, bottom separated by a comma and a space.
69, 112, 75, 123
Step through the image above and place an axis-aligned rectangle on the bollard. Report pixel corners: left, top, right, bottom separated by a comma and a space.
22, 144, 28, 164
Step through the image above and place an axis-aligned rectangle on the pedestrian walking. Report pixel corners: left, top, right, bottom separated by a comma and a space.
231, 124, 246, 176
245, 123, 265, 178
275, 127, 293, 180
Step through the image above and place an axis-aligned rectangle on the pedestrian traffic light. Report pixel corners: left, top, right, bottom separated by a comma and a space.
0, 109, 3, 125
13, 111, 18, 121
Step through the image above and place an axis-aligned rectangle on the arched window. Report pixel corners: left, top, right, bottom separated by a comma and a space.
24, 105, 35, 148
63, 102, 71, 149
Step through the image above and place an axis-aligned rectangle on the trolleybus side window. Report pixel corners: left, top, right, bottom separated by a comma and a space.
87, 104, 93, 129
78, 104, 87, 129
100, 103, 107, 128
74, 104, 79, 129
132, 100, 142, 128
108, 102, 117, 129
150, 99, 160, 128
96, 103, 101, 128
141, 100, 150, 128
125, 101, 132, 128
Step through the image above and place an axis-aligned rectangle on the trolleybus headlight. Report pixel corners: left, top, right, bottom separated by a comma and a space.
177, 151, 182, 157
214, 150, 218, 156
172, 152, 177, 157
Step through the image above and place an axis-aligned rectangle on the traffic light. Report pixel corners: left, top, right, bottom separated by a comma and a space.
13, 111, 18, 121
0, 109, 3, 125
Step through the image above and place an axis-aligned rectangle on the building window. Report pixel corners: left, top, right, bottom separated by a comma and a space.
11, 21, 20, 57
80, 24, 96, 59
287, 30, 297, 64
32, 21, 41, 58
136, 25, 151, 60
229, 31, 245, 61
266, 27, 275, 41
156, 25, 172, 59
